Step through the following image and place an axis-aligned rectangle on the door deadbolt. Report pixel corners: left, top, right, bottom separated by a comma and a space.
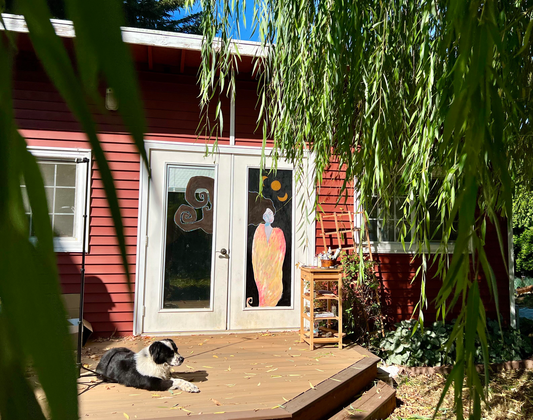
220, 248, 228, 256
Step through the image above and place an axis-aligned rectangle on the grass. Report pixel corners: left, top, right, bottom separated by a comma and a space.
386, 368, 533, 420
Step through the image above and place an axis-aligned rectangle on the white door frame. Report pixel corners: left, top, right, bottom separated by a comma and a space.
134, 141, 316, 335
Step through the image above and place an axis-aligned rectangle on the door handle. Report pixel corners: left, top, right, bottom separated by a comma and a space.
218, 248, 229, 258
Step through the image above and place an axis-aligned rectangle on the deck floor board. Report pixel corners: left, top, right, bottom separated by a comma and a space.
78, 332, 367, 419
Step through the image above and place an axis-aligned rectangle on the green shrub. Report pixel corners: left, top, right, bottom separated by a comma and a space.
377, 320, 454, 366
377, 319, 533, 367
340, 252, 383, 344
515, 227, 533, 278
514, 276, 533, 290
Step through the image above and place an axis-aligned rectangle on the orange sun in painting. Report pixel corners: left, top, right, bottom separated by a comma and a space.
251, 208, 286, 306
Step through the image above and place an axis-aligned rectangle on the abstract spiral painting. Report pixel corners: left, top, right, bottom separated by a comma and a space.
246, 169, 293, 307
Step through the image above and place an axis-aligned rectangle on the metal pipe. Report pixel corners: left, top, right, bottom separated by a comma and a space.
76, 157, 90, 374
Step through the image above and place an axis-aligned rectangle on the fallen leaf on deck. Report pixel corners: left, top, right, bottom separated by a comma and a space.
189, 351, 194, 354
257, 383, 261, 386
203, 366, 213, 368
186, 365, 194, 369
271, 375, 282, 378
331, 378, 341, 382
158, 396, 173, 399
226, 366, 231, 371
213, 355, 218, 358
266, 368, 278, 372
123, 414, 129, 419
211, 399, 221, 406
309, 382, 315, 389
129, 394, 140, 396
226, 384, 236, 387
214, 412, 225, 414
316, 368, 324, 372
282, 397, 289, 402
151, 394, 160, 398
244, 372, 256, 375
289, 374, 301, 377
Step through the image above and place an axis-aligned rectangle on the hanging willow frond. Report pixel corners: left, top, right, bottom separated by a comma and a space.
191, 0, 533, 418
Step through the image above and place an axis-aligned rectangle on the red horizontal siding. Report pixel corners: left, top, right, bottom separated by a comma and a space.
316, 160, 511, 327
14, 44, 266, 338
14, 41, 511, 337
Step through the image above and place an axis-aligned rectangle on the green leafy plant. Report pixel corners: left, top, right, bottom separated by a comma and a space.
340, 252, 383, 344
515, 228, 533, 278
378, 319, 533, 367
378, 320, 455, 367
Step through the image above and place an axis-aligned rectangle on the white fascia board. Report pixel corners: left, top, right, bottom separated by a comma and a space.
0, 13, 265, 58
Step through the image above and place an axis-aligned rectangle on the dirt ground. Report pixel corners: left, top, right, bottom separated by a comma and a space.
385, 368, 533, 420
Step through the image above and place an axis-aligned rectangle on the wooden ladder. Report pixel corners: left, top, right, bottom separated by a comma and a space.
318, 210, 373, 261
319, 209, 385, 337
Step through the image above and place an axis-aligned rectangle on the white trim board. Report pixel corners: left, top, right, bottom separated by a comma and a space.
0, 13, 265, 57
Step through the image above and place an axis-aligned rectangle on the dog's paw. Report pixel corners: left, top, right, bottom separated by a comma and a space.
182, 382, 200, 393
170, 378, 200, 393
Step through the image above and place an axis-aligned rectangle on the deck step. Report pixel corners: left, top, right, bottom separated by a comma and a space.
327, 381, 396, 420
281, 349, 381, 420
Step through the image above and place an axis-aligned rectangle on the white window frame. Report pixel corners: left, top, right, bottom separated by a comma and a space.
27, 146, 91, 253
354, 190, 456, 254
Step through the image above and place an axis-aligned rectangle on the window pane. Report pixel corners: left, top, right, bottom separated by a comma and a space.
39, 163, 55, 186
367, 220, 378, 242
54, 188, 75, 214
381, 220, 395, 242
54, 215, 74, 237
163, 165, 215, 309
45, 187, 54, 213
369, 197, 379, 218
56, 163, 76, 187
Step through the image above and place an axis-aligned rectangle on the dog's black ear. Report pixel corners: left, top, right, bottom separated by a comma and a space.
149, 342, 167, 364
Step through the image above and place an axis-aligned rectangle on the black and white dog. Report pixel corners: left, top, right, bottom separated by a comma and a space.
96, 338, 200, 392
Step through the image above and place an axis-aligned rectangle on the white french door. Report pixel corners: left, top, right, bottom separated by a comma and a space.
143, 150, 231, 333
227, 155, 308, 330
139, 147, 313, 334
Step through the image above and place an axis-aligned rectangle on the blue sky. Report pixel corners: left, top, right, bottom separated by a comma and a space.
173, 3, 260, 42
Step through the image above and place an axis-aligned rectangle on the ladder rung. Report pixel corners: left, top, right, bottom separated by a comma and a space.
336, 229, 360, 234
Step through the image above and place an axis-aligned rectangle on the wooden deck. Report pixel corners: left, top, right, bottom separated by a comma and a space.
78, 332, 373, 419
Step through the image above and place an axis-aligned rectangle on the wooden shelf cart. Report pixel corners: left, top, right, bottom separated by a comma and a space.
300, 266, 345, 350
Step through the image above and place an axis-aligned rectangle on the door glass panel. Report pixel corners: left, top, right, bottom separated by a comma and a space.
163, 165, 215, 309
246, 168, 293, 308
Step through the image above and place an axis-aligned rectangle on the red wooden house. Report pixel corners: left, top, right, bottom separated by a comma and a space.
4, 13, 515, 337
